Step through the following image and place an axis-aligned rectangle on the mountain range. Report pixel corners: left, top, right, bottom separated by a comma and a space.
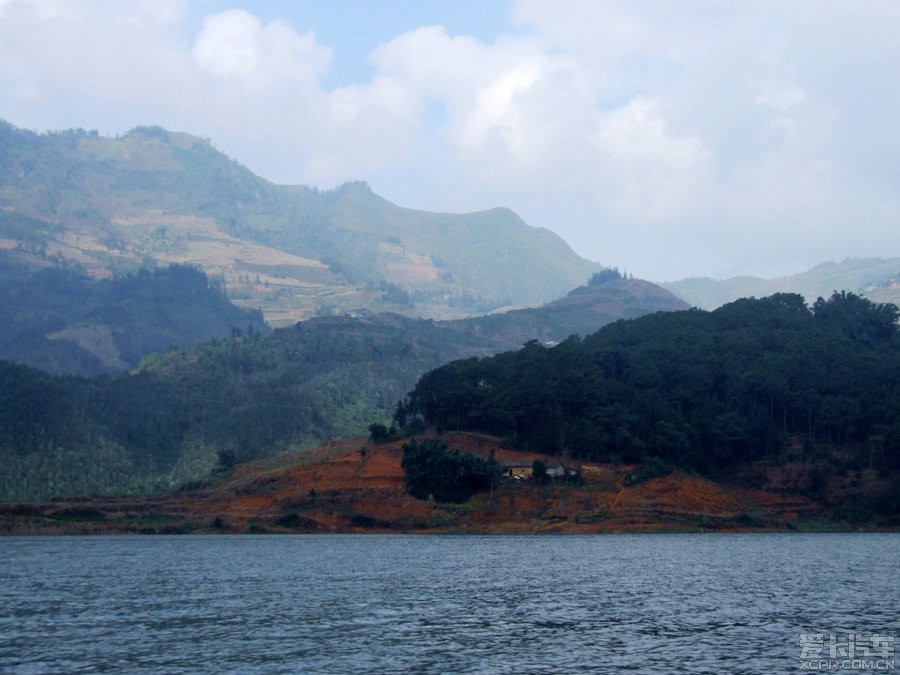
0, 118, 897, 514
0, 119, 698, 376
661, 257, 900, 310
0, 120, 600, 327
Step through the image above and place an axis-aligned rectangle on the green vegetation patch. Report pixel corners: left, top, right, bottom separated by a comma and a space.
401, 438, 500, 503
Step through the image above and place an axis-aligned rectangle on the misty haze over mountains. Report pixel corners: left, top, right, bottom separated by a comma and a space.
0, 120, 600, 325
661, 258, 900, 311
2, 119, 896, 318
0, 119, 897, 377
0, 119, 684, 377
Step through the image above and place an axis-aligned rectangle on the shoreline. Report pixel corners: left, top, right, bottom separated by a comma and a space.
3, 433, 896, 536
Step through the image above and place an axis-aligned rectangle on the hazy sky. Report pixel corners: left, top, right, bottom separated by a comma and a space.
1, 1, 898, 281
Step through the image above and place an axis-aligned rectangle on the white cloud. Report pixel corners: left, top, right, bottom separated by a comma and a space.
0, 1, 897, 280
493, 0, 900, 278
193, 10, 264, 80
463, 64, 541, 151
365, 26, 559, 153
0, 0, 193, 122
192, 10, 330, 90
590, 97, 710, 224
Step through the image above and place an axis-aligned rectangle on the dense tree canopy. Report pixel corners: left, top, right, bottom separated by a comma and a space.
3, 290, 896, 503
0, 258, 267, 375
404, 293, 900, 472
0, 312, 492, 500
401, 438, 499, 503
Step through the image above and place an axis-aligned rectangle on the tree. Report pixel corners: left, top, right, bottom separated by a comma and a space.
401, 439, 499, 503
813, 291, 899, 343
216, 448, 237, 472
368, 423, 396, 444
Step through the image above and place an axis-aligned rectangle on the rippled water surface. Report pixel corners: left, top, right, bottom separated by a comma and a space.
1, 534, 898, 673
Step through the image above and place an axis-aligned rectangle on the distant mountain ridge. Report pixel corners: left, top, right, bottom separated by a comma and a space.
0, 120, 601, 325
444, 274, 688, 348
661, 257, 900, 310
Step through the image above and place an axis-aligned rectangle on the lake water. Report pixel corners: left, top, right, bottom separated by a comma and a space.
1, 534, 897, 674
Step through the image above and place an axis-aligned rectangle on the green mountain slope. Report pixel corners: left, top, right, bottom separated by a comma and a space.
0, 253, 267, 375
0, 272, 685, 500
0, 120, 600, 324
661, 257, 900, 310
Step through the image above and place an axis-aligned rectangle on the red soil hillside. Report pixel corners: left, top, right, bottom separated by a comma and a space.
0, 432, 873, 535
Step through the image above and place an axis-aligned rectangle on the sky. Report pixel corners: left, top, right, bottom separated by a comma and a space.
0, 1, 898, 282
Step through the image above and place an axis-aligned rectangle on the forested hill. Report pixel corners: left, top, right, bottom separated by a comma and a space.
0, 256, 267, 375
0, 269, 686, 501
6, 289, 894, 517
0, 260, 682, 377
0, 313, 480, 501
405, 292, 899, 490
